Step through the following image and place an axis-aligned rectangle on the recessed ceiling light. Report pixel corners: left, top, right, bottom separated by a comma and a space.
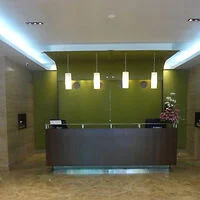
188, 18, 200, 22
25, 21, 44, 25
107, 14, 116, 20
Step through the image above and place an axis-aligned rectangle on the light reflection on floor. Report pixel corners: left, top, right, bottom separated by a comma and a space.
54, 166, 170, 175
0, 151, 200, 200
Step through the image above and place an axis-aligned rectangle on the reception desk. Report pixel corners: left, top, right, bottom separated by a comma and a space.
46, 128, 177, 167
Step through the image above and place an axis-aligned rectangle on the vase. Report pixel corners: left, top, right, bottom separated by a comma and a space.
173, 123, 177, 128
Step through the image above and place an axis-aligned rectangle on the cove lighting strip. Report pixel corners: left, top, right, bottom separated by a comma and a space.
0, 19, 56, 70
164, 41, 200, 69
48, 43, 174, 52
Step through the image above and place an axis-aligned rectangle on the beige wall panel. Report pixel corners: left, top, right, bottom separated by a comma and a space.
0, 57, 9, 169
187, 64, 200, 159
5, 58, 35, 168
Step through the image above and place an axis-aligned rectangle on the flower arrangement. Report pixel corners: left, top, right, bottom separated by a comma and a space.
160, 92, 180, 127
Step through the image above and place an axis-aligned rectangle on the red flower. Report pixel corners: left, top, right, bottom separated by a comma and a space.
160, 93, 180, 124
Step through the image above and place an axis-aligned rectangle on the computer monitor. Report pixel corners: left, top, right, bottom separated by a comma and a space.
49, 119, 68, 129
145, 118, 166, 128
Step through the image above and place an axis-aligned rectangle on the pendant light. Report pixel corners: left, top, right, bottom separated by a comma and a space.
93, 53, 100, 89
122, 53, 129, 89
65, 54, 72, 90
151, 52, 157, 89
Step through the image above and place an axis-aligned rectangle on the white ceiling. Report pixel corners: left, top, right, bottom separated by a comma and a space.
1, 0, 200, 70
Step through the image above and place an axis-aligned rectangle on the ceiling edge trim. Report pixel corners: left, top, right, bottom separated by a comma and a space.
47, 43, 175, 52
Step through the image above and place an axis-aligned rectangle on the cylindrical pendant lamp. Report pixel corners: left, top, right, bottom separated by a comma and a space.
151, 72, 157, 89
65, 72, 72, 90
151, 52, 157, 89
94, 72, 100, 89
122, 53, 129, 89
122, 71, 129, 88
65, 54, 72, 90
93, 53, 100, 89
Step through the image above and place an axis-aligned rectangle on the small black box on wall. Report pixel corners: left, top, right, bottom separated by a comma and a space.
18, 113, 27, 129
195, 112, 200, 127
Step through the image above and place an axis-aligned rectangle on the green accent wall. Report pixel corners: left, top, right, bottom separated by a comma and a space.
163, 70, 188, 148
33, 71, 57, 149
59, 79, 162, 125
57, 59, 164, 125
33, 59, 188, 149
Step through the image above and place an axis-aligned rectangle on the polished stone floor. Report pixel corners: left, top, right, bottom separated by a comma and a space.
0, 151, 200, 200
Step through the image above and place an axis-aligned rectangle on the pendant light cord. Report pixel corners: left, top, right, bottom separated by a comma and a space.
96, 53, 98, 72
153, 52, 156, 72
124, 53, 127, 71
67, 53, 70, 73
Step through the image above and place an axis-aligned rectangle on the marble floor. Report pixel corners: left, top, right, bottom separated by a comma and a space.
0, 151, 200, 200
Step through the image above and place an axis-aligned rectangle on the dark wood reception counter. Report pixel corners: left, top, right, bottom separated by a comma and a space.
46, 128, 177, 167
